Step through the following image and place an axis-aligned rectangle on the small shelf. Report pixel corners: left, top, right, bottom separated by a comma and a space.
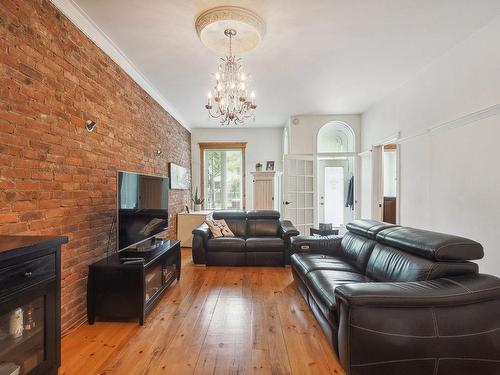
0, 326, 43, 358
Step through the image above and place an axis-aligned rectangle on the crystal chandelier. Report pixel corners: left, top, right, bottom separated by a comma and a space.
205, 29, 257, 126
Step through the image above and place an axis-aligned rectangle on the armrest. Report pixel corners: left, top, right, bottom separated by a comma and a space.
191, 223, 212, 264
335, 274, 500, 374
335, 274, 500, 307
290, 235, 343, 256
280, 220, 299, 238
192, 223, 212, 241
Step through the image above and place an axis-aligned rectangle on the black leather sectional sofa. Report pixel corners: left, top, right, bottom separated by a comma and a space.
291, 219, 500, 375
192, 210, 299, 266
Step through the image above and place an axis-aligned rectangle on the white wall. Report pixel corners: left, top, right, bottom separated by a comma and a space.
287, 114, 362, 155
361, 15, 500, 276
191, 127, 284, 210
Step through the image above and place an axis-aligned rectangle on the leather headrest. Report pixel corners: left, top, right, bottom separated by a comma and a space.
212, 210, 246, 220
376, 226, 484, 261
346, 219, 398, 240
246, 210, 280, 220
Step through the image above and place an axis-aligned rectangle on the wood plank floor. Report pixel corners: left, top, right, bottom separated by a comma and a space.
60, 249, 345, 375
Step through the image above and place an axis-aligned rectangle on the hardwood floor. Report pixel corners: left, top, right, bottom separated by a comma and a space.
60, 249, 345, 375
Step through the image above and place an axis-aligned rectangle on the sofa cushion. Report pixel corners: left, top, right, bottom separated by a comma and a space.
207, 237, 246, 252
339, 232, 378, 272
205, 219, 235, 238
246, 210, 280, 220
246, 237, 284, 252
212, 210, 247, 237
305, 270, 372, 325
376, 226, 484, 261
291, 253, 358, 277
246, 219, 280, 237
346, 219, 398, 240
365, 243, 479, 282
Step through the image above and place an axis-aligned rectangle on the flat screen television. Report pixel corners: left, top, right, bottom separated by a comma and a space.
117, 171, 169, 251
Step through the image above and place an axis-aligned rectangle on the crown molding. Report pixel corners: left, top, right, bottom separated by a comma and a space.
49, 0, 190, 131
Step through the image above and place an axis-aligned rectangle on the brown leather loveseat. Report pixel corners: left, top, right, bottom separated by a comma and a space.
192, 210, 299, 266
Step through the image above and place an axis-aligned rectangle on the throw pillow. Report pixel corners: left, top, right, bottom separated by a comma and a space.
205, 219, 235, 238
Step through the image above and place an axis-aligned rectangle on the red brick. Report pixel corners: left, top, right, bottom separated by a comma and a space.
0, 0, 191, 334
12, 200, 38, 211
0, 213, 19, 223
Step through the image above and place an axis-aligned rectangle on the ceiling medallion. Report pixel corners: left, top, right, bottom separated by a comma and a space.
195, 6, 266, 54
197, 7, 265, 126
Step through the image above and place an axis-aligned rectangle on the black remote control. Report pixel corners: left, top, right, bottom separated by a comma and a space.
122, 259, 144, 265
120, 257, 144, 261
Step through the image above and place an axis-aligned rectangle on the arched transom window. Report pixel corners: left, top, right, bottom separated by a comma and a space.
317, 121, 355, 154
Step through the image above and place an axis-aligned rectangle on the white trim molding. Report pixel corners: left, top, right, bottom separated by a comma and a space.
373, 131, 401, 147
49, 0, 190, 131
398, 102, 500, 144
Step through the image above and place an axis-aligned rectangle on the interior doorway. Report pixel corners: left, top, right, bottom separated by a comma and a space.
317, 157, 355, 227
382, 144, 398, 223
371, 141, 400, 223
315, 121, 357, 229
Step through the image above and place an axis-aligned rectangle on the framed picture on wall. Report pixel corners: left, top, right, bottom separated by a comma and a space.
168, 162, 189, 189
266, 161, 275, 171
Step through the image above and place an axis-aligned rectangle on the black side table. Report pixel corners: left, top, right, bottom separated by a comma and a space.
310, 227, 339, 236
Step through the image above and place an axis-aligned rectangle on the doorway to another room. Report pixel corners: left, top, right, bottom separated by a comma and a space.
371, 141, 399, 224
382, 144, 398, 224
318, 158, 355, 228
316, 122, 356, 230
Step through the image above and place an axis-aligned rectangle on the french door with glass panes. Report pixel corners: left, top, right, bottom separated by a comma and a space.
283, 155, 314, 234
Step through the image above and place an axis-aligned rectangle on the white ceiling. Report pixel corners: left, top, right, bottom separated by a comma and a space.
72, 0, 500, 128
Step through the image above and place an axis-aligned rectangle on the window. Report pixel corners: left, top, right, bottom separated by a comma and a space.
200, 143, 246, 210
317, 121, 355, 153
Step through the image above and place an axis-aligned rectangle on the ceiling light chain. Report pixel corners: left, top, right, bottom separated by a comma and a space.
205, 28, 257, 126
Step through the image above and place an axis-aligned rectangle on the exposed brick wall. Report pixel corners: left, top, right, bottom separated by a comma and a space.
0, 0, 191, 332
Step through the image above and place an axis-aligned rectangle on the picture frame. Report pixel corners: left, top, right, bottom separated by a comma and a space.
168, 162, 189, 189
266, 161, 275, 171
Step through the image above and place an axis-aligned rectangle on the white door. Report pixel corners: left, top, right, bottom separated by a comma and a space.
317, 158, 355, 228
283, 155, 314, 235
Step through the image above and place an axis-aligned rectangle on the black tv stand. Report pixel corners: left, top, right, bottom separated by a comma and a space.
87, 239, 180, 325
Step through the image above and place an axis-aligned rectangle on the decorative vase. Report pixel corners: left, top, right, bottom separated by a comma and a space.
194, 204, 202, 211
9, 308, 23, 338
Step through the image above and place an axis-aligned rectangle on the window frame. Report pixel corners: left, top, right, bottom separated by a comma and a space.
199, 142, 247, 210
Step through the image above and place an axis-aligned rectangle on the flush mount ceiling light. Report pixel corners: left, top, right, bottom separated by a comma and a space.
196, 6, 265, 126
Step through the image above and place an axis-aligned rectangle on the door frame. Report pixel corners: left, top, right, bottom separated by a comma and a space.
315, 152, 359, 227
317, 158, 352, 228
199, 142, 247, 210
371, 133, 401, 223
